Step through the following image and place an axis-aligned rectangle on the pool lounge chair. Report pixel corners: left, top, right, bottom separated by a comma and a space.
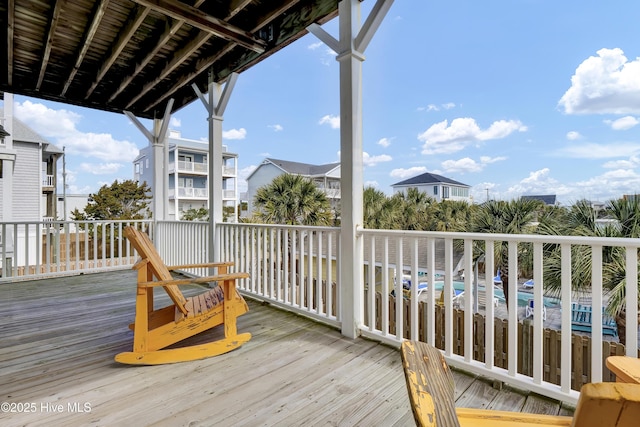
525, 298, 546, 321
523, 279, 534, 289
571, 303, 618, 337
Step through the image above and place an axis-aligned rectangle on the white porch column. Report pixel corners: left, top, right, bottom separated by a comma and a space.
308, 0, 394, 338
125, 99, 173, 222
193, 72, 238, 263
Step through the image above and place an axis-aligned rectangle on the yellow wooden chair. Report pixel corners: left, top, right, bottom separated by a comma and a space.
115, 226, 251, 365
401, 340, 640, 427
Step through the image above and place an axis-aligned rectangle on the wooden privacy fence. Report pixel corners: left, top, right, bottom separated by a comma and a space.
366, 290, 639, 392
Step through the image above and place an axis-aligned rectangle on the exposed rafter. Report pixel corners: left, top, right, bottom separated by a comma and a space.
61, 0, 110, 96
108, 0, 209, 103
125, 32, 211, 109
36, 0, 64, 90
85, 5, 150, 98
7, 0, 15, 86
144, 0, 309, 112
4, 0, 340, 119
131, 0, 267, 53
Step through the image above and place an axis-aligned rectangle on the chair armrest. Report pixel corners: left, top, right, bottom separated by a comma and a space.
139, 272, 249, 288
166, 261, 234, 271
606, 356, 640, 384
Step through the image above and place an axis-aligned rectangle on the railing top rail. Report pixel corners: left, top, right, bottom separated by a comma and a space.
219, 222, 339, 233
0, 220, 153, 226
359, 227, 640, 247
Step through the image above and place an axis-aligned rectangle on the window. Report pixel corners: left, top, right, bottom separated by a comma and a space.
134, 163, 140, 174
433, 186, 438, 195
443, 186, 450, 199
178, 154, 193, 163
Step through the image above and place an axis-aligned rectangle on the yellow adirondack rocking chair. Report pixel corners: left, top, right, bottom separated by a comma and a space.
115, 226, 251, 365
401, 340, 640, 427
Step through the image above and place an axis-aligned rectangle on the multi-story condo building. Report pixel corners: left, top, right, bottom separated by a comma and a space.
245, 158, 341, 215
133, 130, 238, 222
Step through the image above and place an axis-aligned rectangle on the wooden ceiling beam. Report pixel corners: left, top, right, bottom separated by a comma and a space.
85, 5, 150, 98
131, 0, 266, 53
227, 0, 253, 19
142, 0, 304, 113
108, 0, 207, 103
125, 31, 211, 109
7, 0, 15, 86
36, 0, 64, 90
61, 0, 110, 96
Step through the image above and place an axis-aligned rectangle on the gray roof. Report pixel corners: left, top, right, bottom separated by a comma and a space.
521, 195, 557, 205
392, 172, 469, 188
0, 124, 9, 138
264, 158, 340, 176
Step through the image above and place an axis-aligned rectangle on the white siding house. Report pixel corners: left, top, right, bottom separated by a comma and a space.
0, 109, 63, 222
391, 172, 471, 203
134, 130, 239, 221
1, 100, 63, 272
245, 158, 341, 216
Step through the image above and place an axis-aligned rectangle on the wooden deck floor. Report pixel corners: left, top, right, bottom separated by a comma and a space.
0, 270, 574, 426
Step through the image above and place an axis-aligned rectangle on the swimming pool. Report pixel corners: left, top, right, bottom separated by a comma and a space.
427, 281, 559, 307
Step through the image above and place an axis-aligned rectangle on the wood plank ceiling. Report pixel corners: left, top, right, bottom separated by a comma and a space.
0, 0, 339, 119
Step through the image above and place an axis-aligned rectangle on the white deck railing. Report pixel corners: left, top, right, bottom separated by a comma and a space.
0, 220, 152, 282
3, 219, 639, 405
358, 228, 640, 405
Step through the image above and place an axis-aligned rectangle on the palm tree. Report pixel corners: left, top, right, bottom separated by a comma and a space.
538, 198, 640, 344
467, 198, 542, 309
253, 174, 333, 226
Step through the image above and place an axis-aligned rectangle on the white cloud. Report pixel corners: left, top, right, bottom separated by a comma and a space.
604, 116, 639, 130
418, 118, 527, 154
365, 180, 379, 188
557, 142, 640, 159
319, 114, 340, 129
603, 156, 640, 169
506, 168, 572, 199
566, 131, 582, 140
307, 42, 323, 50
558, 48, 640, 115
390, 166, 427, 179
15, 100, 139, 162
268, 124, 283, 132
442, 102, 456, 110
377, 137, 392, 148
442, 157, 483, 173
237, 165, 257, 193
363, 152, 392, 167
223, 128, 247, 140
169, 117, 181, 128
441, 156, 507, 174
79, 162, 122, 175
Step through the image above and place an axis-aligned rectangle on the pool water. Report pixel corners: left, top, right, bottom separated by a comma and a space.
428, 281, 559, 307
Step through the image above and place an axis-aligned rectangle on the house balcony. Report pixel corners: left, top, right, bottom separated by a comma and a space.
168, 160, 208, 174
41, 174, 55, 192
168, 187, 208, 199
1, 219, 639, 423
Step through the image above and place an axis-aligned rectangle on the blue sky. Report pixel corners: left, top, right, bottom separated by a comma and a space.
4, 0, 640, 206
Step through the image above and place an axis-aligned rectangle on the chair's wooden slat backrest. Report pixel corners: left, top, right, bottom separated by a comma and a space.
124, 226, 188, 313
401, 341, 461, 427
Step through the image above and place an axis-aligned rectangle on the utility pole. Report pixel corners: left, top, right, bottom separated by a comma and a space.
485, 187, 489, 202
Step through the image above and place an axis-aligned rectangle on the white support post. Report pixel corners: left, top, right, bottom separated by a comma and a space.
308, 0, 394, 339
193, 72, 238, 263
124, 99, 173, 223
